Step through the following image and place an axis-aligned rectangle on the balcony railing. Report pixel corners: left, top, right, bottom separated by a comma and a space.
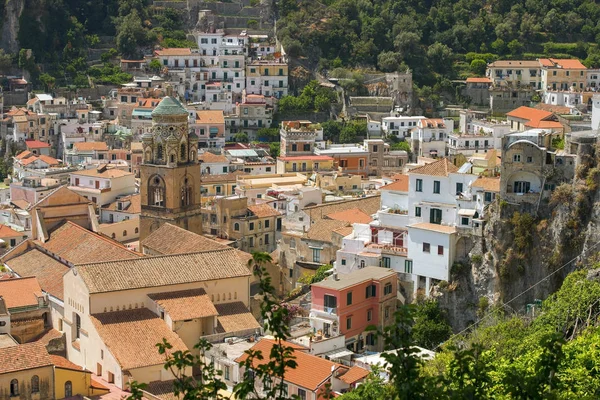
311, 304, 337, 314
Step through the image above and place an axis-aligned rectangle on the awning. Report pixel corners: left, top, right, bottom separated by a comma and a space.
323, 348, 354, 359
458, 209, 477, 217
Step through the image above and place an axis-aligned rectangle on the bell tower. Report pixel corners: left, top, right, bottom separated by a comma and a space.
139, 96, 202, 240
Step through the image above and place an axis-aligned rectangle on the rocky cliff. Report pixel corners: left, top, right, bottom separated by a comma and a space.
0, 0, 25, 53
439, 145, 600, 332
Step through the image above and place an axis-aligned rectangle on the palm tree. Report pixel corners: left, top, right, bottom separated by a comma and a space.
247, 251, 273, 275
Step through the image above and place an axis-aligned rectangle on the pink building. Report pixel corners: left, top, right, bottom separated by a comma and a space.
309, 266, 398, 353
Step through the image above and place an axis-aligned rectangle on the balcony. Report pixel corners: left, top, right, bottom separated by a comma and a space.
367, 243, 408, 257
310, 304, 337, 315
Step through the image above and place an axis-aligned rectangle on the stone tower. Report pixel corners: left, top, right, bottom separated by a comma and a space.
139, 96, 202, 241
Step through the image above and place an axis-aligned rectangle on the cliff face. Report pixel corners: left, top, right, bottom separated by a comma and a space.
439, 147, 600, 331
0, 0, 25, 53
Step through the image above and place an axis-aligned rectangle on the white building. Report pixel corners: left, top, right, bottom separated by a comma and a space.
586, 69, 600, 89
68, 165, 136, 207
99, 194, 140, 223
542, 90, 584, 110
411, 118, 453, 158
486, 60, 542, 89
447, 133, 495, 156
382, 116, 425, 138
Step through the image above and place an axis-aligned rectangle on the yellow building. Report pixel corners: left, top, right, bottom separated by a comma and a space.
540, 58, 587, 91
0, 342, 54, 400
246, 60, 289, 98
314, 172, 363, 192
200, 171, 247, 203
51, 355, 109, 399
276, 155, 335, 174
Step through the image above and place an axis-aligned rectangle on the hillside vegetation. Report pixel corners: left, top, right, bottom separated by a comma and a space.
276, 0, 600, 85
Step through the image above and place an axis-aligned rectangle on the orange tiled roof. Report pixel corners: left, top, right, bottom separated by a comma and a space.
0, 224, 23, 238
0, 342, 53, 374
196, 110, 225, 124
248, 203, 281, 218
409, 222, 457, 234
73, 142, 109, 151
326, 208, 373, 224
524, 120, 564, 129
33, 329, 63, 346
466, 77, 492, 83
72, 168, 132, 178
3, 247, 69, 300
154, 48, 192, 56
338, 365, 370, 384
305, 219, 350, 242
38, 221, 142, 264
409, 158, 459, 177
534, 103, 571, 114
539, 58, 586, 69
304, 196, 381, 224
380, 174, 409, 192
15, 150, 33, 160
418, 118, 446, 129
0, 276, 43, 309
472, 177, 501, 193
506, 106, 554, 123
332, 226, 353, 237
90, 308, 189, 370
142, 223, 228, 254
214, 302, 261, 333
102, 194, 141, 214
25, 140, 51, 149
199, 151, 229, 163
50, 355, 85, 371
38, 155, 61, 165
147, 288, 218, 321
236, 339, 363, 392
201, 171, 247, 183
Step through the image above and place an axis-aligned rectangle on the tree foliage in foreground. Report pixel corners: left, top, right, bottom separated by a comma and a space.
129, 259, 600, 399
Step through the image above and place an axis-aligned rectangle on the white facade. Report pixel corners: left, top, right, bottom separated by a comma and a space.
411, 119, 453, 158
68, 170, 136, 207
587, 69, 600, 89
382, 116, 425, 138
542, 91, 584, 109
447, 134, 495, 156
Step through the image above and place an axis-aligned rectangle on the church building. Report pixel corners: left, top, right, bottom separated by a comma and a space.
140, 96, 203, 240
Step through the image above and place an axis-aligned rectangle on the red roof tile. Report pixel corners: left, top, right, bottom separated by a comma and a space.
326, 208, 373, 224
466, 77, 492, 83
73, 142, 109, 151
380, 174, 409, 192
0, 224, 23, 238
506, 106, 554, 122
0, 342, 53, 373
25, 140, 51, 149
248, 203, 281, 218
0, 277, 43, 309
409, 159, 459, 177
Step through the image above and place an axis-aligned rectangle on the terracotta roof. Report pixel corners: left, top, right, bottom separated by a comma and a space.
524, 120, 564, 129
37, 155, 61, 165
154, 48, 192, 56
472, 177, 501, 192
20, 156, 39, 166
380, 174, 409, 192
201, 171, 247, 183
409, 222, 457, 234
50, 355, 85, 371
304, 196, 380, 224
0, 224, 23, 238
488, 60, 541, 68
39, 221, 142, 264
11, 200, 31, 210
237, 339, 361, 392
15, 150, 33, 160
145, 380, 179, 400
326, 208, 373, 224
332, 226, 353, 237
25, 140, 51, 149
196, 110, 225, 124
248, 203, 281, 218
76, 248, 250, 294
338, 365, 369, 384
71, 168, 133, 178
147, 288, 218, 321
539, 58, 586, 69
102, 194, 141, 214
199, 152, 229, 163
0, 342, 53, 374
409, 159, 459, 177
534, 103, 572, 114
418, 118, 446, 129
305, 219, 350, 242
73, 142, 109, 152
278, 155, 334, 161
214, 302, 261, 333
3, 247, 68, 300
33, 329, 63, 346
506, 106, 553, 122
90, 308, 188, 370
142, 223, 228, 254
0, 277, 43, 309
466, 77, 492, 83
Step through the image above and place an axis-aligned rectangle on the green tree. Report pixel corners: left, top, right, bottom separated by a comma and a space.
507, 39, 523, 55
39, 73, 56, 92
269, 142, 280, 158
0, 50, 13, 73
257, 128, 279, 142
427, 42, 453, 73
233, 132, 249, 143
412, 300, 452, 349
470, 59, 487, 75
390, 141, 411, 152
314, 94, 331, 112
491, 38, 506, 54
337, 366, 394, 399
321, 120, 343, 142
148, 59, 162, 73
116, 10, 147, 58
377, 51, 401, 72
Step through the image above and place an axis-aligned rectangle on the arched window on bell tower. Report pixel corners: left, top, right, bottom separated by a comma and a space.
181, 177, 193, 207
149, 176, 165, 207
157, 144, 163, 161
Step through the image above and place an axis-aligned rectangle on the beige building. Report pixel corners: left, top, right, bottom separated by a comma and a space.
540, 58, 587, 91
62, 247, 257, 390
68, 165, 136, 208
0, 342, 54, 400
